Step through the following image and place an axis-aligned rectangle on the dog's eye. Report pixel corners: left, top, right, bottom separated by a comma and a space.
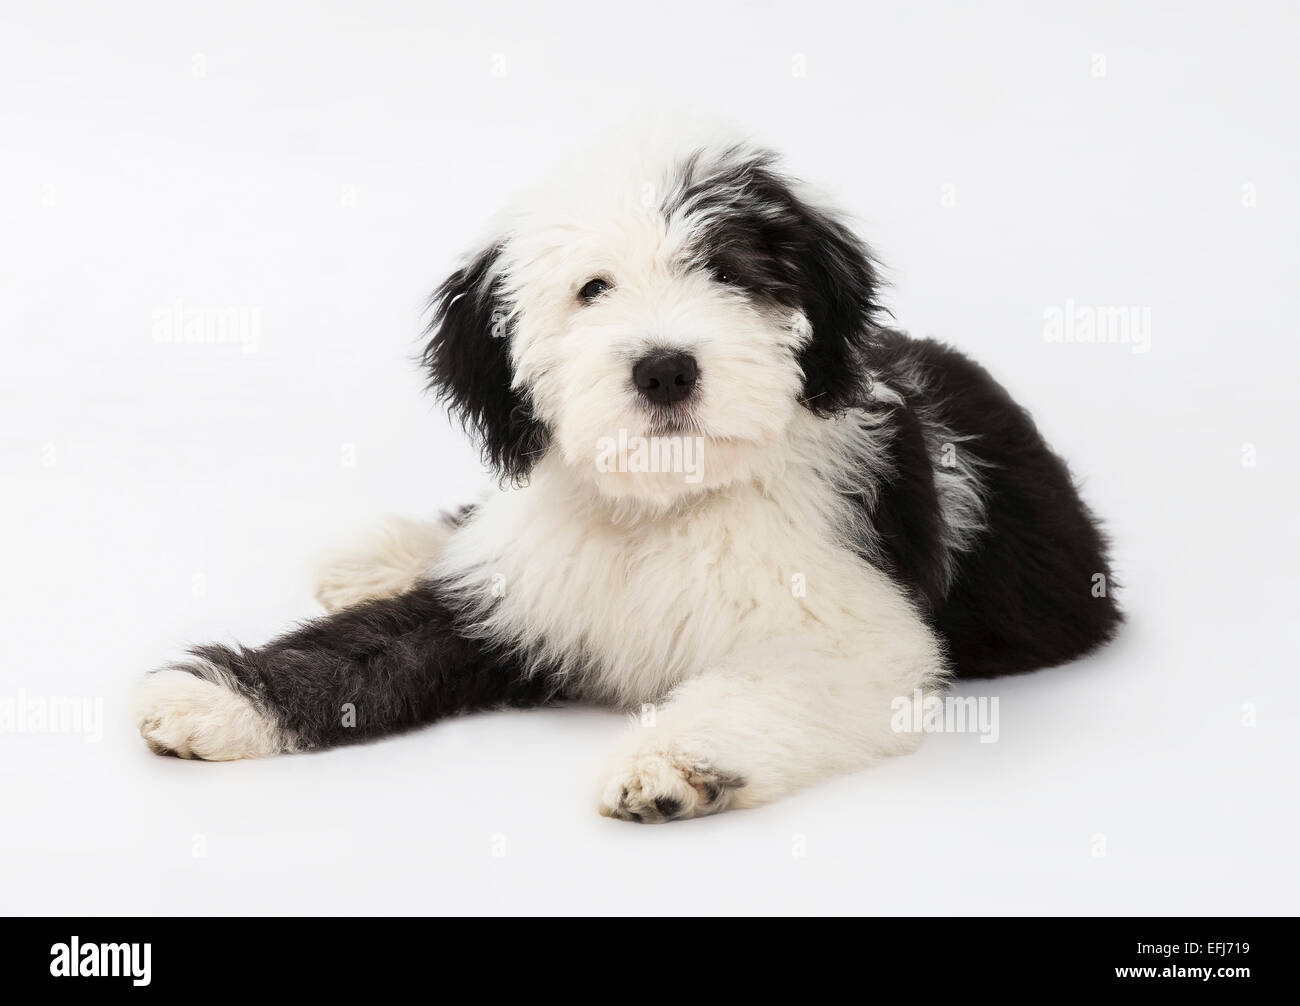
578, 278, 611, 303
710, 263, 737, 286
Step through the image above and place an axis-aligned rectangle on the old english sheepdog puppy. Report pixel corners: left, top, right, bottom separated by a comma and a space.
135, 121, 1121, 822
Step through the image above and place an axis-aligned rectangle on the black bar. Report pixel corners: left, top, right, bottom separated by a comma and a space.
4, 918, 1271, 992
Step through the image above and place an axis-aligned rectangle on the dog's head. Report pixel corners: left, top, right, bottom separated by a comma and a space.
423, 124, 882, 504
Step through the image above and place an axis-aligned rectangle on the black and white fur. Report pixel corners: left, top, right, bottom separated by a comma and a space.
136, 120, 1121, 821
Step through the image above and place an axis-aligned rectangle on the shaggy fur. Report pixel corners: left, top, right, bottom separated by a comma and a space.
135, 120, 1121, 821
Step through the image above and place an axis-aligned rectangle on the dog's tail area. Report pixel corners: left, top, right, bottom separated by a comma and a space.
134, 580, 561, 760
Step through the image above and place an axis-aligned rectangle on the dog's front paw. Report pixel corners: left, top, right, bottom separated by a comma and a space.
599, 743, 745, 823
134, 664, 288, 761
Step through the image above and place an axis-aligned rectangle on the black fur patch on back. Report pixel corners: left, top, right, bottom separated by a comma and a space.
422, 246, 549, 483
663, 148, 884, 414
864, 402, 951, 612
864, 332, 1123, 678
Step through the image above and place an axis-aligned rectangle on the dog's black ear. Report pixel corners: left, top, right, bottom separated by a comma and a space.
671, 150, 884, 414
422, 245, 548, 483
788, 200, 883, 414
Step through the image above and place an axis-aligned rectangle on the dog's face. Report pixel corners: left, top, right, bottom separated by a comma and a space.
425, 127, 880, 504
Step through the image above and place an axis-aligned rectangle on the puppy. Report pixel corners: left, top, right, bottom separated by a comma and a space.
135, 121, 1121, 822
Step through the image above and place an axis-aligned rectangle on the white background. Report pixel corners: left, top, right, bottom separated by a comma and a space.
2, 1, 1297, 915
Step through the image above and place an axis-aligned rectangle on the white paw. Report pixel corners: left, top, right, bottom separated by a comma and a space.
134, 665, 287, 761
312, 516, 451, 612
598, 741, 745, 823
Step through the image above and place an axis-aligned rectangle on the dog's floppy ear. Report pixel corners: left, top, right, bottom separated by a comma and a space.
782, 193, 884, 415
422, 245, 548, 483
673, 149, 884, 414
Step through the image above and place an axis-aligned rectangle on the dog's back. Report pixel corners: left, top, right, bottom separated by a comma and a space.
862, 331, 1122, 678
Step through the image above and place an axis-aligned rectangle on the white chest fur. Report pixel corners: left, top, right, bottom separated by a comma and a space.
436, 438, 938, 707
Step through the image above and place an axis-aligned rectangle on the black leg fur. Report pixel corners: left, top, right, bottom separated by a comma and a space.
181, 581, 563, 751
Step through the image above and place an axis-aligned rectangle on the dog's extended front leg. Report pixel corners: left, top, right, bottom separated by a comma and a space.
135, 580, 559, 760
598, 634, 946, 822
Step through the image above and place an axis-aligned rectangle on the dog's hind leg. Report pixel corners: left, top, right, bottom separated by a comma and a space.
135, 578, 559, 759
313, 514, 463, 613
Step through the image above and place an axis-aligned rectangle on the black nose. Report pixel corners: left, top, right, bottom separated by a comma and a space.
632, 351, 698, 406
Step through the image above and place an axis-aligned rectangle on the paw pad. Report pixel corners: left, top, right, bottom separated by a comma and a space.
600, 749, 744, 823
